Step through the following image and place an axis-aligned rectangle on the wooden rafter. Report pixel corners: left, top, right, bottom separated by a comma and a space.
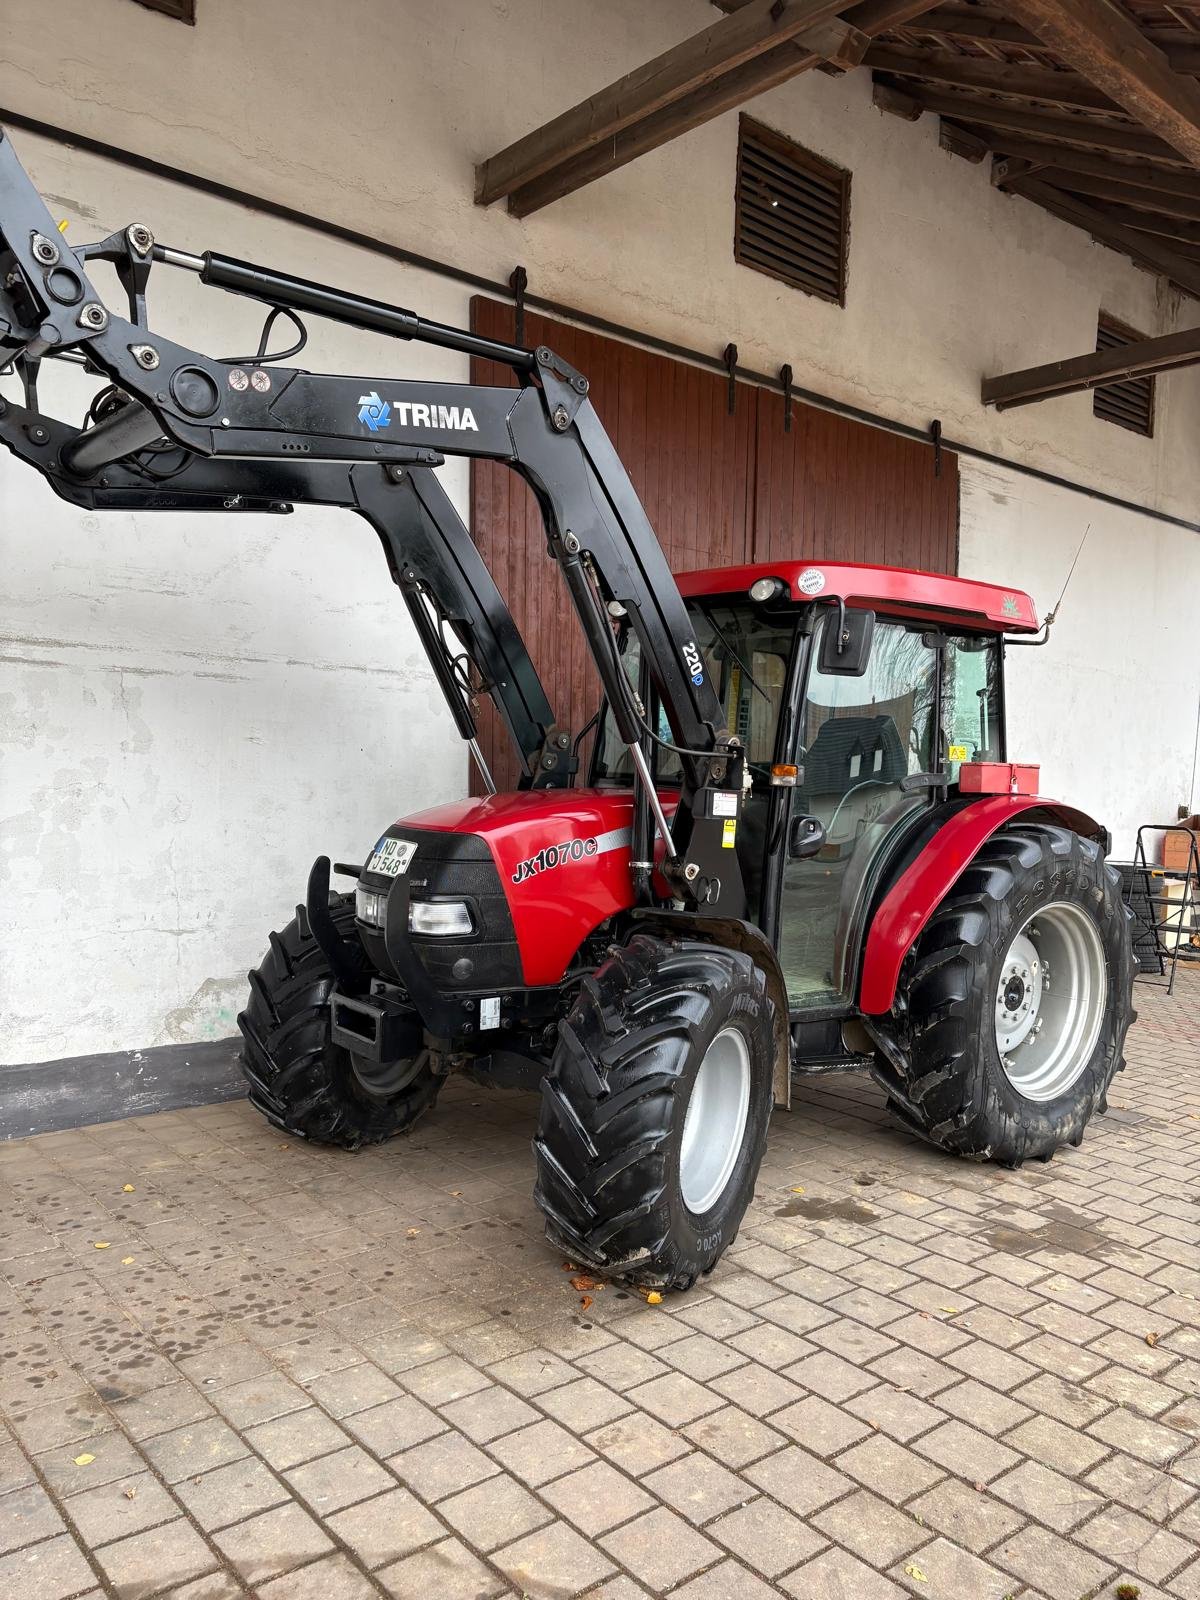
479, 0, 939, 216
982, 323, 1200, 409
864, 45, 1117, 112
1005, 0, 1200, 167
988, 139, 1200, 194
871, 80, 1185, 161
1092, 203, 1200, 244
1042, 168, 1200, 224
886, 6, 1200, 75
475, 0, 847, 208
1008, 177, 1200, 296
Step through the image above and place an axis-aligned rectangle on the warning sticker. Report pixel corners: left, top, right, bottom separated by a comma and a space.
948, 744, 969, 763
721, 818, 737, 849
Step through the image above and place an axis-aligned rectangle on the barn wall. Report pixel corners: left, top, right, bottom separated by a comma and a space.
0, 0, 1196, 1061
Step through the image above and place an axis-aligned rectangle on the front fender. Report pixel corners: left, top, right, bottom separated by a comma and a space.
857, 795, 1107, 1016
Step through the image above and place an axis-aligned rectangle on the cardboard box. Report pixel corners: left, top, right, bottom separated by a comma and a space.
1163, 818, 1200, 872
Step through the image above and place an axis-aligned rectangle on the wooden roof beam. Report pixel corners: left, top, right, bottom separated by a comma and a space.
893, 7, 1200, 75
864, 45, 1118, 112
986, 139, 1200, 196
497, 0, 939, 217
475, 0, 848, 208
870, 80, 1187, 162
1008, 176, 1200, 297
982, 323, 1200, 409
1042, 169, 1200, 224
1004, 0, 1200, 168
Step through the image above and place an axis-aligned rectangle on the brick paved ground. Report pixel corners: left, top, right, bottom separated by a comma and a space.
2, 968, 1198, 1600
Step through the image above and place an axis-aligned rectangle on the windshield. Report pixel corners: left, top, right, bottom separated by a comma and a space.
593, 601, 796, 783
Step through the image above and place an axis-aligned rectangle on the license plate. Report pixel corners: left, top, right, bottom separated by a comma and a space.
366, 837, 416, 878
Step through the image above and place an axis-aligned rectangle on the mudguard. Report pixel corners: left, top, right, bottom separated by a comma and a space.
858, 795, 1107, 1016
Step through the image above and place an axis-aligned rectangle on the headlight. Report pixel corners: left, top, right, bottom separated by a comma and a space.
409, 899, 474, 937
355, 886, 387, 928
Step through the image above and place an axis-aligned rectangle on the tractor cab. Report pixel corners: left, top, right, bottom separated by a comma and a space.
592, 561, 1038, 1015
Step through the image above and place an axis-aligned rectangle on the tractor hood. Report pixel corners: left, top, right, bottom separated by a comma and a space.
379, 788, 651, 986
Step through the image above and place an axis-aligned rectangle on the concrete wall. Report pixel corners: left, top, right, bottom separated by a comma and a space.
2, 0, 1198, 1060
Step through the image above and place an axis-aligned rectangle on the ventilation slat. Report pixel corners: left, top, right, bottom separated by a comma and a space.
1093, 313, 1154, 437
735, 115, 849, 306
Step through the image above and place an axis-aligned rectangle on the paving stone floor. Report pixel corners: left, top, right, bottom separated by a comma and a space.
2, 967, 1198, 1600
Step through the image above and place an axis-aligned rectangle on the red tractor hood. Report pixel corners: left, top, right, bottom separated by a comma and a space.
396, 788, 649, 986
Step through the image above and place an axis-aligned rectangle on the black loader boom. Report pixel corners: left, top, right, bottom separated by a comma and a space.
0, 127, 746, 918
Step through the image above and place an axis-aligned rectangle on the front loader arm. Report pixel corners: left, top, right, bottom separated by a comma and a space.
0, 127, 746, 914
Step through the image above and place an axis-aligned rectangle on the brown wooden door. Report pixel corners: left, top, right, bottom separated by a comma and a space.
468, 298, 958, 793
470, 298, 756, 792
753, 389, 959, 571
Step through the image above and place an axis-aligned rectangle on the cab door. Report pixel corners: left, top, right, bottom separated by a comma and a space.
778, 615, 940, 1009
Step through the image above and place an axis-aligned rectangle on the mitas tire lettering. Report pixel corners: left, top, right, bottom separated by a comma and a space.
512, 833, 600, 885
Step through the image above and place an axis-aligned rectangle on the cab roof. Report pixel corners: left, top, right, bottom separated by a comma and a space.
676, 560, 1040, 634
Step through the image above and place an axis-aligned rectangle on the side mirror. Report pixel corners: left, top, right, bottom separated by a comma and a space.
788, 814, 826, 859
819, 606, 875, 677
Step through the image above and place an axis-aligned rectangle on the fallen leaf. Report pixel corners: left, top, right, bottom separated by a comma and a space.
93, 1242, 111, 1250
904, 1565, 927, 1583
405, 1228, 420, 1240
580, 1295, 593, 1311
561, 1262, 578, 1273
1145, 1331, 1161, 1347
450, 1190, 463, 1197
940, 1306, 962, 1316
121, 1257, 135, 1266
122, 1184, 135, 1193
789, 1186, 805, 1194
646, 1291, 663, 1306
124, 1485, 136, 1500
73, 1453, 95, 1466
570, 1274, 600, 1292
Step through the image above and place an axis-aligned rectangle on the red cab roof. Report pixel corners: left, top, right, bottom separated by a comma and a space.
676, 560, 1040, 634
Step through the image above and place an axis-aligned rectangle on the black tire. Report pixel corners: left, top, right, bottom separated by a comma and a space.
237, 893, 440, 1149
880, 823, 1135, 1166
533, 933, 776, 1290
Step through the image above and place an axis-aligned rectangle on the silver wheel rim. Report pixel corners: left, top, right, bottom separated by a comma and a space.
679, 1026, 751, 1214
994, 901, 1107, 1103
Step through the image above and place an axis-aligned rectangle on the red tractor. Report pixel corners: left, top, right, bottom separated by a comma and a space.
0, 131, 1134, 1291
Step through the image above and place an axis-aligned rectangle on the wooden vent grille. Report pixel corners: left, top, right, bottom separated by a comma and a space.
1094, 314, 1155, 438
735, 116, 849, 306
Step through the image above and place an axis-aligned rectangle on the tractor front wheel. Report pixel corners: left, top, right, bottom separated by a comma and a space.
882, 823, 1134, 1166
533, 933, 776, 1290
238, 893, 441, 1150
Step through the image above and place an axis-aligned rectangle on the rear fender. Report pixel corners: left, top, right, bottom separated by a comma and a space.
630, 910, 792, 1109
858, 796, 1107, 1017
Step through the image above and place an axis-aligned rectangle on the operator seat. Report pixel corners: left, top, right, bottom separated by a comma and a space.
798, 714, 907, 853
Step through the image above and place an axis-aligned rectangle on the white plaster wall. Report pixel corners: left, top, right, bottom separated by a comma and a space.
960, 459, 1200, 861
1, 139, 467, 1061
1, 0, 1198, 1059
3, 0, 1199, 521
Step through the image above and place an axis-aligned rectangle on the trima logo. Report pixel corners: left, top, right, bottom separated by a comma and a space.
355, 394, 480, 433
357, 391, 391, 431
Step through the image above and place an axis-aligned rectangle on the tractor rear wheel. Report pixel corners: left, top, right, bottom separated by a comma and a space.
533, 933, 776, 1290
881, 823, 1134, 1166
238, 893, 440, 1149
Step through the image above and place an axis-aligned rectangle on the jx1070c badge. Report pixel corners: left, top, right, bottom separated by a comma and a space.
510, 826, 632, 886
